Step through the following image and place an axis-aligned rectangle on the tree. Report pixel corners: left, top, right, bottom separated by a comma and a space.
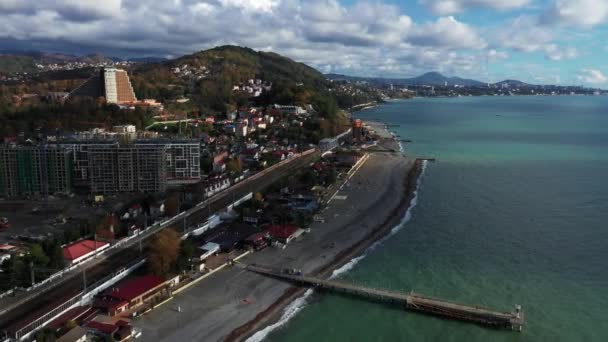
29, 244, 49, 268
226, 157, 243, 174
44, 239, 65, 270
174, 239, 196, 273
165, 195, 180, 217
148, 229, 181, 276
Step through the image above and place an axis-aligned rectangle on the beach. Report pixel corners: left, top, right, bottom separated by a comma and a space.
135, 123, 421, 342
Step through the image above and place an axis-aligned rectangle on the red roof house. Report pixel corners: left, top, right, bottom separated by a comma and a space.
94, 275, 167, 316
267, 225, 302, 244
63, 240, 110, 265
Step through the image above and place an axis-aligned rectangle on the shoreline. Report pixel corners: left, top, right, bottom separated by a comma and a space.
134, 119, 419, 342
225, 158, 425, 342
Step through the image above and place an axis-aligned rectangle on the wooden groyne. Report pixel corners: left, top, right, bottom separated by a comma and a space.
245, 264, 524, 332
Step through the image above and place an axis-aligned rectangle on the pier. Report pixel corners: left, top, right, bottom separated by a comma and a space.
245, 264, 524, 332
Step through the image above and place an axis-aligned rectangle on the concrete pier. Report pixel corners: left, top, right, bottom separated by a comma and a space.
245, 264, 524, 332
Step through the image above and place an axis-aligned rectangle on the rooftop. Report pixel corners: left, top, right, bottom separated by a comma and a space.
101, 274, 165, 302
267, 225, 300, 240
63, 240, 109, 261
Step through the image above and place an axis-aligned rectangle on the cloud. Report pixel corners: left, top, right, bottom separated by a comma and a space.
409, 16, 485, 49
0, 0, 122, 21
541, 0, 608, 27
420, 0, 531, 15
543, 45, 578, 61
577, 69, 607, 84
0, 0, 594, 81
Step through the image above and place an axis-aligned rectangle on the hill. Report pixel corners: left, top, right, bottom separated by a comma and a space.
130, 45, 338, 113
493, 79, 530, 87
0, 55, 37, 74
326, 71, 486, 86
0, 51, 119, 74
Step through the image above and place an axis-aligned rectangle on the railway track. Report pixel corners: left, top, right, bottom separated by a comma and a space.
0, 150, 319, 336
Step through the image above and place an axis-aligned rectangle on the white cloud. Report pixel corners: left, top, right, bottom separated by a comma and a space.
0, 0, 122, 20
0, 0, 593, 81
409, 16, 486, 49
420, 0, 530, 15
219, 0, 281, 13
541, 0, 608, 27
543, 45, 578, 61
577, 69, 608, 84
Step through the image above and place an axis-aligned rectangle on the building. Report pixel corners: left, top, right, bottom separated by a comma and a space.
93, 275, 170, 316
135, 140, 200, 186
63, 239, 110, 265
55, 140, 119, 188
0, 145, 74, 197
88, 144, 167, 194
56, 326, 88, 342
69, 67, 137, 104
273, 104, 307, 116
267, 224, 306, 244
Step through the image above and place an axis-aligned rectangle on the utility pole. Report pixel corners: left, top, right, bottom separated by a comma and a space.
30, 261, 35, 287
82, 268, 87, 292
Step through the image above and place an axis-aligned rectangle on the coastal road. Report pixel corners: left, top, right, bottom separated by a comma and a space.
0, 150, 320, 337
134, 152, 413, 342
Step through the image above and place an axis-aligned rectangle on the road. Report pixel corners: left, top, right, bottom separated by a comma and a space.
0, 150, 319, 337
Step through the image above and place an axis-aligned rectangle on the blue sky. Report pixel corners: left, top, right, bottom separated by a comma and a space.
0, 0, 607, 86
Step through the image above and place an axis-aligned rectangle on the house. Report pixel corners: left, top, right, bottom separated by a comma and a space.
244, 232, 268, 250
288, 195, 319, 212
240, 149, 260, 162
84, 320, 132, 341
209, 223, 258, 252
212, 160, 226, 174
197, 242, 220, 261
267, 225, 306, 244
93, 275, 170, 316
149, 200, 165, 218
63, 240, 110, 265
57, 326, 88, 342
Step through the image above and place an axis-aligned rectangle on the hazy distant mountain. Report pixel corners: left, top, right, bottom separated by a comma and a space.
326, 72, 539, 87
407, 72, 485, 86
327, 71, 487, 86
127, 57, 168, 63
493, 79, 531, 87
0, 50, 167, 74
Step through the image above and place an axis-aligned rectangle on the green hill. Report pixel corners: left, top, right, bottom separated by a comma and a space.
130, 45, 334, 114
0, 55, 37, 74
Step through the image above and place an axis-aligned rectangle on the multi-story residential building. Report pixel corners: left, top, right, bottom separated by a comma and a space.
55, 140, 119, 188
88, 144, 167, 195
135, 140, 201, 186
0, 145, 74, 197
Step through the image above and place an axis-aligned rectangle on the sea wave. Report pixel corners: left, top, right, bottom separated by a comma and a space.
245, 289, 314, 342
246, 159, 428, 341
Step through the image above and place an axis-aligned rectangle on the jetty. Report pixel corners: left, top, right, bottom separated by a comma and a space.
245, 264, 524, 331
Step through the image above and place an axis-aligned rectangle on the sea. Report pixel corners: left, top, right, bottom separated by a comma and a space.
254, 96, 608, 342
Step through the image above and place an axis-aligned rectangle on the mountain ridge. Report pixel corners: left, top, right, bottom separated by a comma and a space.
326, 72, 531, 87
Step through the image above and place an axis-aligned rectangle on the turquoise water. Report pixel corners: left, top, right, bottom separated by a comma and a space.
262, 96, 608, 342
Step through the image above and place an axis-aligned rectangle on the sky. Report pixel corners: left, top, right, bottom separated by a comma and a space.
0, 0, 607, 86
